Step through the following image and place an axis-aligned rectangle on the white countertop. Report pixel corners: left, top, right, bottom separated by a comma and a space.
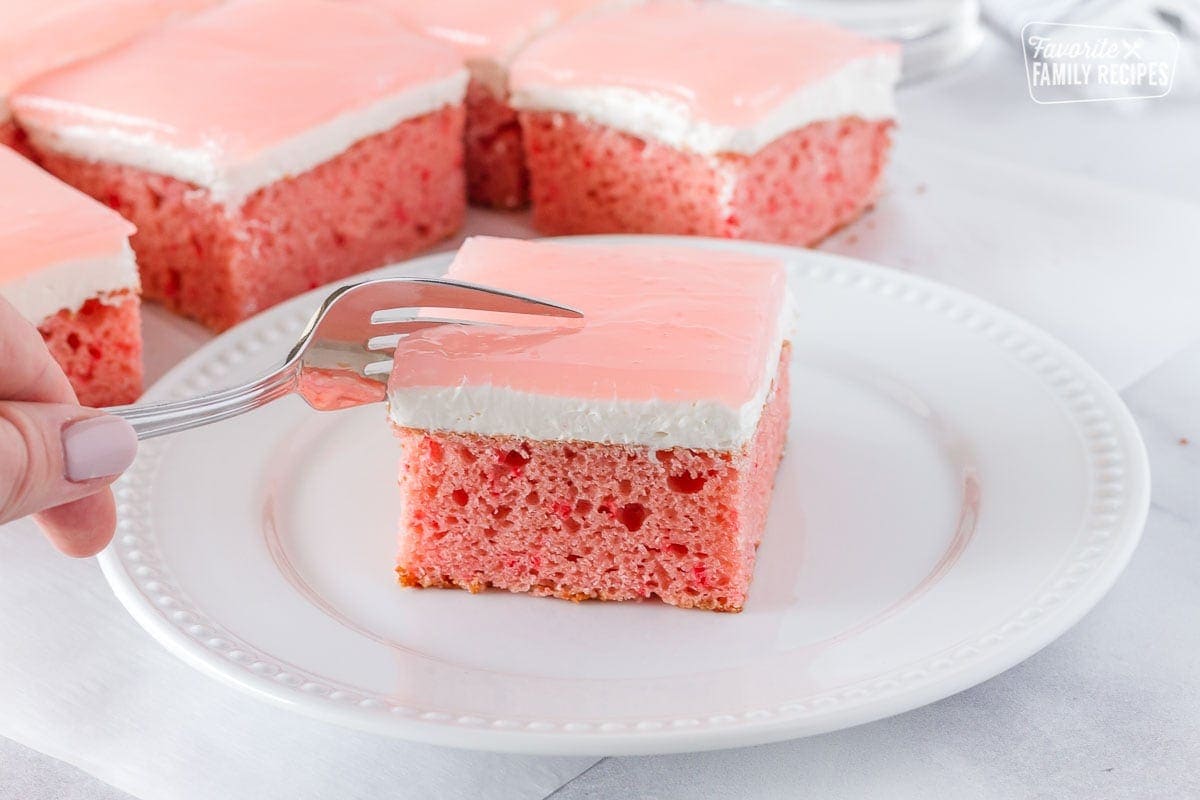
4, 27, 1199, 800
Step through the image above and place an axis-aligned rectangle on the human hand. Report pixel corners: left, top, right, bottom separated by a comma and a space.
0, 297, 137, 556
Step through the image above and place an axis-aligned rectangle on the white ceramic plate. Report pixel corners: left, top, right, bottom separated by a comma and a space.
98, 236, 1149, 756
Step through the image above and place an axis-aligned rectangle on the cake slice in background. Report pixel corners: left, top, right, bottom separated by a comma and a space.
11, 0, 469, 331
510, 0, 900, 245
0, 0, 216, 158
388, 237, 791, 612
0, 147, 142, 406
378, 0, 605, 209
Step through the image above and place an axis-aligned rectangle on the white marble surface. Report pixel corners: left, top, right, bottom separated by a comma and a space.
4, 24, 1199, 800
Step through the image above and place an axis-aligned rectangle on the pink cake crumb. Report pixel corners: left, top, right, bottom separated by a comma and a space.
464, 79, 528, 209
395, 346, 790, 612
32, 107, 466, 331
37, 291, 143, 407
298, 368, 386, 411
522, 112, 893, 245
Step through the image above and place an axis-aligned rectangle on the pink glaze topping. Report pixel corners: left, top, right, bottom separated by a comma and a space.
10, 0, 465, 166
0, 0, 216, 110
509, 0, 899, 127
389, 237, 787, 408
0, 146, 133, 282
372, 0, 587, 63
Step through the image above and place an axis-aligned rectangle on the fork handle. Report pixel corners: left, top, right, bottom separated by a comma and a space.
105, 363, 299, 440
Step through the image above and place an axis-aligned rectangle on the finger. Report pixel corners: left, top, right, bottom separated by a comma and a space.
0, 296, 78, 403
35, 491, 118, 558
0, 402, 137, 527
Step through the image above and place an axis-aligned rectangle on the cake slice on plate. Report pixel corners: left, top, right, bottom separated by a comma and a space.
11, 0, 469, 331
0, 147, 142, 406
380, 0, 603, 209
510, 0, 900, 245
388, 237, 791, 612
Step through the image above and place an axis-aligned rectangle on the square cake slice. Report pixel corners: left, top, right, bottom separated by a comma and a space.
388, 237, 791, 612
0, 147, 142, 406
11, 0, 469, 331
509, 0, 900, 245
380, 0, 604, 209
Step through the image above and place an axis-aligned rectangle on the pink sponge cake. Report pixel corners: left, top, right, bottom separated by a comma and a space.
379, 0, 602, 209
0, 0, 216, 158
11, 0, 469, 331
388, 237, 791, 612
0, 147, 142, 407
510, 1, 900, 245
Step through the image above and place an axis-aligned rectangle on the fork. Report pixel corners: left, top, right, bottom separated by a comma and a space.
105, 277, 583, 440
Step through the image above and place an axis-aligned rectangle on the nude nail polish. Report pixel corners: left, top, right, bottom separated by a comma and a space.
62, 416, 138, 482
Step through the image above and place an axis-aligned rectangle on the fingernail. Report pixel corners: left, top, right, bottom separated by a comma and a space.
62, 415, 138, 482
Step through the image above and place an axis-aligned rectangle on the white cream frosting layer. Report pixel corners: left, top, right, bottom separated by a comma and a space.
21, 70, 469, 207
510, 52, 898, 155
387, 295, 793, 451
3, 240, 139, 323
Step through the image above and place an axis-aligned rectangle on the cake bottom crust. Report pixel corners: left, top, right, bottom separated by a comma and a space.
33, 105, 466, 332
37, 290, 143, 407
394, 348, 791, 612
521, 112, 893, 246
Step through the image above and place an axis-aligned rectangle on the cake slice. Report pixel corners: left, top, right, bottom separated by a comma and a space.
11, 0, 469, 331
0, 0, 216, 159
509, 0, 900, 245
0, 147, 142, 406
379, 0, 603, 209
388, 237, 791, 612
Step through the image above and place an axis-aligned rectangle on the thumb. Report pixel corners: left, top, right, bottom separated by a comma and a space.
0, 402, 137, 527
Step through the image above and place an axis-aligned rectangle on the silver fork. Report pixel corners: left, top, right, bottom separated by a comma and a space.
105, 277, 583, 440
